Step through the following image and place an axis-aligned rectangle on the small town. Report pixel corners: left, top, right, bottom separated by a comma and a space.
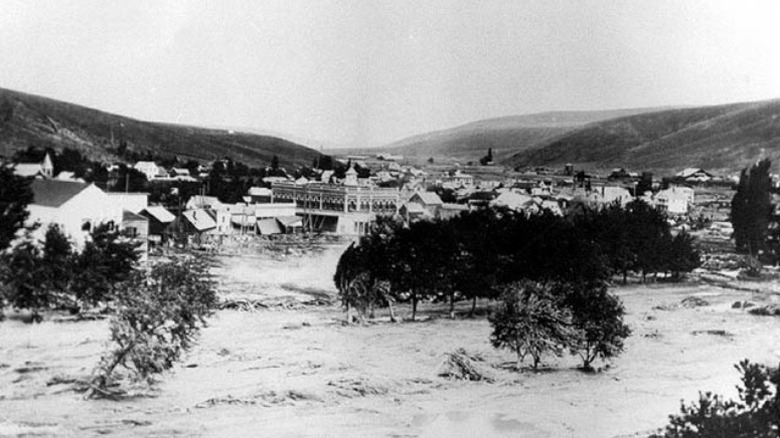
1, 2, 780, 438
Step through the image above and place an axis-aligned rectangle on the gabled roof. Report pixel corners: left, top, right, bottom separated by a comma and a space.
182, 209, 217, 231
30, 179, 91, 208
676, 168, 713, 178
13, 163, 44, 177
410, 191, 443, 206
142, 206, 176, 223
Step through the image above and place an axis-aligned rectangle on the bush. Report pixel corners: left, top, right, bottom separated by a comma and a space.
90, 257, 218, 396
489, 281, 577, 370
654, 359, 779, 438
739, 255, 763, 278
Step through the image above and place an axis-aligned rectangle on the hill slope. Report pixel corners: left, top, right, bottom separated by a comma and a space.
0, 87, 320, 168
507, 99, 780, 173
331, 107, 673, 161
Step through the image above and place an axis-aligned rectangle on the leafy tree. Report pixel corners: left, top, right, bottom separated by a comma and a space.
41, 224, 74, 307
334, 217, 405, 322
731, 159, 774, 257
489, 281, 577, 370
668, 231, 701, 280
91, 257, 218, 396
70, 224, 140, 307
625, 200, 672, 281
654, 359, 779, 438
271, 154, 280, 170
391, 220, 455, 320
560, 282, 631, 370
109, 165, 148, 193
1, 241, 47, 322
0, 164, 34, 250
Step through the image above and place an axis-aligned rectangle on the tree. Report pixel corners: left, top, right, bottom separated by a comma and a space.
271, 155, 280, 170
479, 148, 494, 165
561, 282, 631, 370
41, 224, 74, 307
654, 359, 779, 438
731, 159, 773, 257
91, 257, 218, 396
668, 231, 701, 280
1, 241, 47, 322
0, 164, 34, 250
70, 224, 141, 307
489, 281, 577, 370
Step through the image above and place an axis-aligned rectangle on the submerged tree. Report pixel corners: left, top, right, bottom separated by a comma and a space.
489, 281, 577, 370
561, 282, 631, 370
91, 257, 218, 396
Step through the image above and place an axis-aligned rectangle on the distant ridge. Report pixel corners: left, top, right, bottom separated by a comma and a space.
331, 106, 676, 161
0, 87, 320, 168
507, 98, 780, 174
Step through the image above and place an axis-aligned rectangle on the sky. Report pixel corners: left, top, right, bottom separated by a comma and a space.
1, 0, 780, 149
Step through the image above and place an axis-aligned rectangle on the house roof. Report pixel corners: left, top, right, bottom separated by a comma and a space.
30, 179, 91, 208
676, 168, 713, 178
143, 206, 176, 223
490, 191, 534, 210
13, 163, 44, 177
257, 218, 282, 235
122, 210, 148, 222
182, 209, 217, 231
411, 191, 443, 206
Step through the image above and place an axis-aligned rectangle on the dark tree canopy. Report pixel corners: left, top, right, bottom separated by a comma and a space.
731, 159, 773, 256
0, 164, 34, 250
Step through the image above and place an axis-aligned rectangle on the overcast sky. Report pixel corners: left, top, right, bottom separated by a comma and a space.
2, 0, 779, 148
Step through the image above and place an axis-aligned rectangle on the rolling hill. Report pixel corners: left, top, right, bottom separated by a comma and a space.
330, 107, 674, 162
507, 99, 780, 174
0, 87, 320, 168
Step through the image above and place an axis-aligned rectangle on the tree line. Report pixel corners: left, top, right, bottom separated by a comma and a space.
334, 200, 700, 369
335, 200, 701, 321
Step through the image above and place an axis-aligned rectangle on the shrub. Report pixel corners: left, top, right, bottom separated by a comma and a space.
654, 359, 779, 438
489, 281, 578, 370
90, 257, 218, 396
739, 255, 763, 278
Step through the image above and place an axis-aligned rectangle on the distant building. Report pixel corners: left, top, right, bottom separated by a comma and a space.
246, 187, 273, 204
13, 152, 54, 179
140, 206, 176, 244
676, 168, 714, 183
652, 186, 694, 215
272, 182, 400, 235
26, 180, 122, 248
133, 161, 161, 181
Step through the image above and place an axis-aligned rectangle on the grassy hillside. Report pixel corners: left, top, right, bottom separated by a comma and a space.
0, 87, 320, 168
329, 107, 673, 162
508, 99, 780, 174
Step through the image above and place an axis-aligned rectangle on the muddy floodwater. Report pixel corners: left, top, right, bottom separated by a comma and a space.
2, 246, 780, 437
